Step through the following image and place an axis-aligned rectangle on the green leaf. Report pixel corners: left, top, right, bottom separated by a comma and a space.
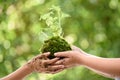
39, 5, 69, 39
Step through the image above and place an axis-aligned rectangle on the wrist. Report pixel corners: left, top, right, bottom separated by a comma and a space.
1, 64, 34, 80
77, 51, 87, 65
25, 62, 34, 73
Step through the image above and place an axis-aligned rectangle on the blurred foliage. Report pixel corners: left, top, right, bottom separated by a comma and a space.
0, 0, 120, 80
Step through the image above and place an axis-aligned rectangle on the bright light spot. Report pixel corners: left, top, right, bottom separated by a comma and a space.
0, 7, 2, 14
65, 34, 77, 44
6, 5, 15, 15
94, 33, 107, 42
39, 74, 54, 80
8, 20, 16, 30
79, 7, 90, 18
80, 39, 89, 49
33, 0, 45, 4
39, 74, 47, 80
109, 0, 118, 9
3, 40, 11, 49
89, 0, 98, 4
7, 5, 20, 30
39, 0, 45, 4
25, 0, 45, 9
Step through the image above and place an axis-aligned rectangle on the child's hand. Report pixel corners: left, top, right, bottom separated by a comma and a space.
54, 46, 87, 68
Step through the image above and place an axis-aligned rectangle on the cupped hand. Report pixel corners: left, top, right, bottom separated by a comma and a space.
27, 52, 64, 74
54, 46, 86, 68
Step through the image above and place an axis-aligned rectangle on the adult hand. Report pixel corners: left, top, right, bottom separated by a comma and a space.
27, 52, 64, 74
54, 46, 86, 68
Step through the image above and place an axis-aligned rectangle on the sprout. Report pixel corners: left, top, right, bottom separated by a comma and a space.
39, 6, 71, 59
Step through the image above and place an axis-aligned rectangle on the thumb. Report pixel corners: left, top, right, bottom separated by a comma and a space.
54, 51, 71, 58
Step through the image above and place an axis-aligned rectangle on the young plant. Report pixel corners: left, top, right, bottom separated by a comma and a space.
39, 6, 71, 59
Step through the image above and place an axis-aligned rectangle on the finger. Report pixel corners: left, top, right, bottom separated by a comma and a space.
47, 65, 64, 71
54, 58, 69, 65
54, 60, 64, 65
41, 52, 50, 59
54, 51, 72, 57
43, 52, 50, 57
33, 54, 42, 59
71, 46, 86, 54
42, 58, 59, 67
34, 53, 46, 59
32, 52, 50, 60
51, 65, 64, 69
46, 58, 59, 64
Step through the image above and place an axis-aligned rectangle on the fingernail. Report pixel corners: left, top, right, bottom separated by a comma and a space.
54, 53, 57, 56
54, 53, 59, 56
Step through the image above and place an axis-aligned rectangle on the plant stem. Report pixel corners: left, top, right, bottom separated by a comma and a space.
58, 10, 61, 28
58, 9, 62, 36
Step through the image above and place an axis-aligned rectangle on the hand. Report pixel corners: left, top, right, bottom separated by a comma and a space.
54, 46, 86, 68
27, 52, 64, 74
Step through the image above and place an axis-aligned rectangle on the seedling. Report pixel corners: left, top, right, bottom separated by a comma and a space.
39, 6, 71, 59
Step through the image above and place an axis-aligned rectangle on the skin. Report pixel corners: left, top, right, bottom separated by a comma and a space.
0, 52, 64, 80
54, 46, 120, 79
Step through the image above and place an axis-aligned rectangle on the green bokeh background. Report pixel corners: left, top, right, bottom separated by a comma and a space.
0, 0, 120, 80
